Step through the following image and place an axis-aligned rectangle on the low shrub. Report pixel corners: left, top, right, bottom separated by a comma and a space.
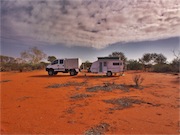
85, 123, 110, 135
152, 64, 172, 73
127, 60, 143, 70
170, 58, 180, 73
0, 63, 47, 72
86, 83, 129, 92
103, 97, 144, 110
70, 94, 92, 100
133, 74, 144, 87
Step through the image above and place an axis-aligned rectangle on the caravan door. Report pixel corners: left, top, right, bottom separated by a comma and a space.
103, 61, 107, 73
99, 62, 103, 72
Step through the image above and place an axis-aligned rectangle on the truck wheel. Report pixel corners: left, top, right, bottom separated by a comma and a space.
75, 72, 78, 75
70, 70, 76, 76
54, 72, 58, 75
48, 69, 54, 76
107, 71, 112, 77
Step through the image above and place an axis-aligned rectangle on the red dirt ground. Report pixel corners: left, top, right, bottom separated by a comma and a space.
0, 70, 179, 134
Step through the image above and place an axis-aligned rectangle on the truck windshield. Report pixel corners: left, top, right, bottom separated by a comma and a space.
51, 60, 58, 65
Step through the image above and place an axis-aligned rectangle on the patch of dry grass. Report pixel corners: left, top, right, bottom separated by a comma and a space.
47, 81, 87, 88
103, 97, 144, 110
70, 94, 92, 100
103, 97, 160, 111
0, 80, 11, 83
86, 82, 129, 92
85, 122, 110, 135
17, 96, 33, 101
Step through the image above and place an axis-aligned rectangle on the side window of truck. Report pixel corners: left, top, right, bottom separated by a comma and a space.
52, 60, 58, 65
60, 59, 63, 64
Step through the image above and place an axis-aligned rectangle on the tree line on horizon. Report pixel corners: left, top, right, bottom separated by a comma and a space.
0, 47, 179, 73
108, 51, 179, 73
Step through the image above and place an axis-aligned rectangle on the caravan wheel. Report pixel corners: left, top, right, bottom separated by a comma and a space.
107, 71, 112, 77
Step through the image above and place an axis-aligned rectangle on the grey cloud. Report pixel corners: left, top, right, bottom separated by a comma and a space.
1, 0, 180, 48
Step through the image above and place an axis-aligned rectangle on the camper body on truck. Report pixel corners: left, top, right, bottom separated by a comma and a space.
90, 57, 124, 76
46, 58, 81, 76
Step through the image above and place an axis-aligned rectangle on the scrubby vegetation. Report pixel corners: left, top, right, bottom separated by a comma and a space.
85, 123, 110, 135
80, 61, 92, 70
151, 59, 179, 73
70, 94, 92, 100
0, 47, 48, 72
127, 52, 179, 73
1, 49, 179, 73
47, 81, 87, 88
127, 60, 142, 70
103, 97, 160, 111
109, 51, 179, 73
0, 59, 48, 72
133, 74, 144, 88
86, 82, 129, 92
48, 56, 57, 63
103, 97, 145, 110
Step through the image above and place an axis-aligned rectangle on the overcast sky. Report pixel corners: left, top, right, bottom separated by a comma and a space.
1, 0, 180, 62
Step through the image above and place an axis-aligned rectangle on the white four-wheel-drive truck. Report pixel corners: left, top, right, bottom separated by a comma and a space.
46, 58, 81, 76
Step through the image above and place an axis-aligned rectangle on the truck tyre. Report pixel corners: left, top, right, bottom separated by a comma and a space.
48, 69, 54, 76
54, 72, 58, 75
107, 71, 112, 77
75, 72, 78, 75
70, 70, 76, 76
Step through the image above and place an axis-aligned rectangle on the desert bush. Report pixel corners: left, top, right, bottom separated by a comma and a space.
0, 54, 48, 72
1, 63, 19, 71
103, 97, 160, 111
47, 81, 87, 88
20, 47, 47, 64
152, 64, 172, 73
85, 123, 110, 135
103, 97, 144, 110
48, 56, 56, 63
0, 63, 46, 72
0, 80, 11, 83
170, 58, 180, 73
80, 61, 92, 70
139, 53, 167, 65
70, 94, 92, 100
31, 63, 45, 70
133, 74, 144, 87
127, 60, 142, 70
86, 83, 129, 92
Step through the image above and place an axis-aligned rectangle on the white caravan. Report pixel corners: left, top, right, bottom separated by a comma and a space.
46, 58, 81, 76
90, 57, 124, 76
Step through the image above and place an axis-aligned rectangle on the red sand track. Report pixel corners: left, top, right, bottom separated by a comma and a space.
1, 70, 179, 134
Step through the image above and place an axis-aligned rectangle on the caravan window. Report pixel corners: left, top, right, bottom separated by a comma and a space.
113, 62, 120, 66
104, 62, 107, 66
